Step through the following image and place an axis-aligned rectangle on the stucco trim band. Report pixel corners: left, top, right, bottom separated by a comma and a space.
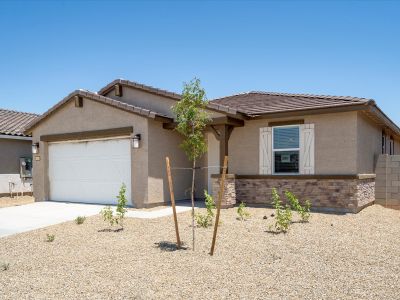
40, 127, 134, 142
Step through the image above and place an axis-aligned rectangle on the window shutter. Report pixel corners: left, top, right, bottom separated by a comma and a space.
299, 124, 315, 174
259, 127, 272, 174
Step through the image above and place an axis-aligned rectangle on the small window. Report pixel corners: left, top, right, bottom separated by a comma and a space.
273, 126, 299, 173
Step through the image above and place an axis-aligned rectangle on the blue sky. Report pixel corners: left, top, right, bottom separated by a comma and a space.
0, 0, 399, 124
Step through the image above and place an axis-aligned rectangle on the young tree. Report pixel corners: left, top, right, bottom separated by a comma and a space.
172, 78, 210, 250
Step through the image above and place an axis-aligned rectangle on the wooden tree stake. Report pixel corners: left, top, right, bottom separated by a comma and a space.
166, 157, 181, 249
210, 155, 228, 256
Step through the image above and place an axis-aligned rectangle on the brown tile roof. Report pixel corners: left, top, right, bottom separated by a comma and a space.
98, 79, 182, 100
24, 90, 174, 134
98, 79, 241, 117
210, 91, 373, 116
0, 109, 39, 137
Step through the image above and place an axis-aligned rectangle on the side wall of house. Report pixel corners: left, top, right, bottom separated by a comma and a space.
228, 111, 358, 175
31, 99, 149, 207
0, 139, 31, 174
0, 138, 32, 194
356, 113, 382, 174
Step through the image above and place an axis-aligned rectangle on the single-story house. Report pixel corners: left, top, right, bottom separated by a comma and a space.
0, 109, 38, 196
24, 79, 400, 212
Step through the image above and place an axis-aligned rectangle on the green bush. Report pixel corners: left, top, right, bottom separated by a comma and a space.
100, 183, 128, 229
75, 216, 86, 225
270, 188, 292, 233
237, 202, 251, 221
46, 234, 55, 242
195, 191, 215, 228
285, 191, 311, 222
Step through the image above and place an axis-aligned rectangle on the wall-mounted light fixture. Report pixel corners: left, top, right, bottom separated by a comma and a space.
132, 134, 141, 149
32, 143, 39, 154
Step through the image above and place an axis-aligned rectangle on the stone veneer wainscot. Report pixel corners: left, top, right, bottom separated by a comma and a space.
211, 174, 376, 213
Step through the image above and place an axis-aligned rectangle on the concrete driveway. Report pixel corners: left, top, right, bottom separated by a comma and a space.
0, 201, 194, 238
0, 202, 105, 238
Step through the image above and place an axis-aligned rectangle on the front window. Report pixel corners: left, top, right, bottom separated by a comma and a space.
273, 126, 299, 173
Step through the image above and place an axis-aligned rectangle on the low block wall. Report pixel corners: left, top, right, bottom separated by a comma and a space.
375, 155, 400, 209
211, 174, 375, 213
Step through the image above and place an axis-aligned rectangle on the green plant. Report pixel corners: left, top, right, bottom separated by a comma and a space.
1, 262, 10, 271
195, 191, 215, 228
270, 188, 292, 233
116, 183, 128, 228
75, 216, 86, 225
172, 78, 210, 250
46, 234, 55, 242
285, 191, 311, 222
100, 183, 128, 229
237, 202, 251, 221
204, 190, 215, 216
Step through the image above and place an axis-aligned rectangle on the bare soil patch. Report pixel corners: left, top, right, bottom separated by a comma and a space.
0, 205, 399, 299
0, 196, 34, 208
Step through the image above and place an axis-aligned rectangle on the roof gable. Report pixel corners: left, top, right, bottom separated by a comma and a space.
24, 90, 174, 134
98, 79, 241, 118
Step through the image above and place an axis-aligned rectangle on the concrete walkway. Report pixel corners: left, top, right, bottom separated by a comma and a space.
0, 201, 194, 238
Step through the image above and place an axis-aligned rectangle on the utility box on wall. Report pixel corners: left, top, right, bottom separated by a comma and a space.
20, 157, 33, 179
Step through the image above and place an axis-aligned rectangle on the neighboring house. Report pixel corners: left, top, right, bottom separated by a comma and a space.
0, 109, 38, 196
24, 79, 400, 212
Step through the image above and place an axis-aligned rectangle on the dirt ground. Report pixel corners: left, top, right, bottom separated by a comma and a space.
0, 195, 34, 208
0, 204, 399, 299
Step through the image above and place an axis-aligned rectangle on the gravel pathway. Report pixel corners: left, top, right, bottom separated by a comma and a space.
0, 204, 399, 299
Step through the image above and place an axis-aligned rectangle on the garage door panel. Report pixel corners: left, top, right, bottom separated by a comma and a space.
48, 139, 132, 205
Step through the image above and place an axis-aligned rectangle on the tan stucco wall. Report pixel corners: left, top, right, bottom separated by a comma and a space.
228, 111, 359, 175
356, 113, 382, 174
147, 119, 198, 205
0, 138, 32, 174
31, 98, 149, 207
395, 139, 400, 155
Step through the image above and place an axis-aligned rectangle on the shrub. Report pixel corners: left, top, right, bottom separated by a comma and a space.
46, 234, 55, 242
270, 188, 292, 233
285, 191, 311, 222
1, 262, 10, 271
116, 183, 128, 228
195, 191, 215, 228
75, 216, 86, 225
100, 183, 128, 229
195, 213, 212, 228
237, 202, 251, 221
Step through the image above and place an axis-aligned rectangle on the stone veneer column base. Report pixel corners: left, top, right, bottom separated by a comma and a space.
211, 174, 375, 213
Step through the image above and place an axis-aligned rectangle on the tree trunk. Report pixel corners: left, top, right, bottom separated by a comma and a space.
191, 158, 196, 251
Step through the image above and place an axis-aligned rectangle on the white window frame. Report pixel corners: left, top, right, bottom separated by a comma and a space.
272, 125, 300, 175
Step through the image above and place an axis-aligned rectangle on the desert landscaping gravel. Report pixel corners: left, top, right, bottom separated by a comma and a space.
0, 204, 399, 299
0, 196, 34, 208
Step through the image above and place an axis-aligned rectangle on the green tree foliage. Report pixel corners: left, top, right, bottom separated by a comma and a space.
172, 78, 210, 250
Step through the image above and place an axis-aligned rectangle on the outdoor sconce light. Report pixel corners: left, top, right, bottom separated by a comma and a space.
32, 143, 39, 154
132, 134, 141, 149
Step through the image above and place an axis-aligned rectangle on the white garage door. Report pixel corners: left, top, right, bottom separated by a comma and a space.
48, 138, 132, 205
